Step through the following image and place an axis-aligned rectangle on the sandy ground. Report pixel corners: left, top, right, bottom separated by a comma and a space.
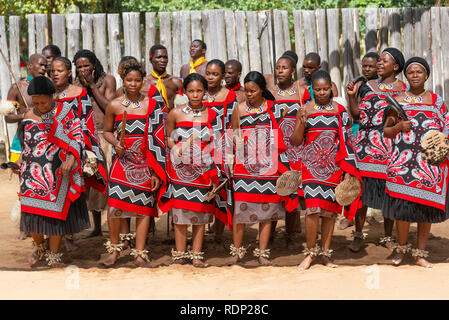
2, 168, 449, 300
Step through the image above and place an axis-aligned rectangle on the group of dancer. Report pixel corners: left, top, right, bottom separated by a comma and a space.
6, 38, 449, 270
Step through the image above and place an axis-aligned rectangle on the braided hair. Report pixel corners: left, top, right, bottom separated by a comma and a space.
73, 49, 105, 83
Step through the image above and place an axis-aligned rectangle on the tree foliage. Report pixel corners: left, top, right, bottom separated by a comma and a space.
1, 0, 446, 17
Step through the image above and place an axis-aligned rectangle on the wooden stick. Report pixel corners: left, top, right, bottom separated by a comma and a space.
205, 179, 228, 202
119, 110, 127, 146
270, 9, 276, 83
179, 131, 199, 156
0, 34, 29, 109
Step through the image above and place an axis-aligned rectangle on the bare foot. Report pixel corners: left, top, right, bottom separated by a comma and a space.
258, 256, 271, 266
100, 252, 119, 267
82, 229, 102, 239
366, 216, 380, 226
415, 257, 432, 268
192, 259, 209, 268
337, 218, 353, 230
18, 232, 30, 240
48, 262, 67, 269
28, 251, 42, 266
392, 252, 405, 266
385, 240, 397, 251
321, 256, 338, 268
226, 255, 240, 266
348, 237, 363, 253
171, 258, 188, 265
63, 237, 78, 252
298, 256, 315, 271
133, 256, 151, 268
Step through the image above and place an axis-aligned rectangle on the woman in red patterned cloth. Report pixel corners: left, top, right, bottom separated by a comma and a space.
101, 59, 166, 267
228, 71, 297, 266
383, 57, 449, 268
166, 73, 228, 268
345, 47, 407, 252
17, 76, 90, 268
51, 57, 108, 242
203, 59, 236, 246
292, 70, 362, 271
269, 55, 312, 246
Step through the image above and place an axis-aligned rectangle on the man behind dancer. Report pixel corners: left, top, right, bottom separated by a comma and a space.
142, 44, 183, 110
73, 49, 117, 238
298, 52, 339, 97
180, 40, 208, 80
42, 44, 61, 77
224, 59, 246, 103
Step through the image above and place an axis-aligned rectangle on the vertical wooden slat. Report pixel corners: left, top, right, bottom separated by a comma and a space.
316, 9, 328, 72
0, 16, 15, 145
202, 11, 211, 62
441, 7, 449, 103
145, 12, 156, 75
35, 14, 48, 52
191, 11, 202, 41
379, 8, 389, 52
9, 16, 21, 82
159, 12, 172, 75
215, 10, 227, 62
413, 8, 423, 57
28, 14, 36, 55
403, 8, 414, 61
431, 7, 442, 96
235, 11, 249, 79
107, 14, 121, 85
421, 8, 432, 91
67, 13, 80, 65
93, 14, 108, 71
123, 12, 141, 63
273, 9, 285, 60
302, 10, 317, 54
353, 8, 361, 78
342, 8, 354, 85
388, 8, 401, 50
180, 11, 192, 67
0, 16, 11, 98
281, 10, 291, 52
224, 10, 238, 61
365, 7, 378, 53
259, 11, 272, 75
172, 11, 182, 77
247, 11, 262, 73
81, 14, 93, 51
293, 10, 305, 77
327, 9, 340, 92
51, 14, 66, 57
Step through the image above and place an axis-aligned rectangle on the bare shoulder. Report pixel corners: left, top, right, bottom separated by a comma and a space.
170, 75, 183, 88
104, 74, 117, 86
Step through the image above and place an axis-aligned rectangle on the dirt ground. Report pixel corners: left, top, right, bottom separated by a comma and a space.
1, 167, 449, 300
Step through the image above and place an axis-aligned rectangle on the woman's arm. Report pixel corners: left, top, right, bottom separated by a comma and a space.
291, 106, 307, 146
103, 100, 125, 156
383, 112, 411, 139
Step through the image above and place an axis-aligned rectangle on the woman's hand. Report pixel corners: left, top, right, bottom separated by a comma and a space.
345, 80, 358, 97
150, 173, 161, 192
398, 120, 412, 133
60, 154, 75, 175
114, 141, 125, 157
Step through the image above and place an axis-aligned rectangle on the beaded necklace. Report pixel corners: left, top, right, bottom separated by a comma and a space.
53, 84, 71, 100
378, 78, 398, 90
122, 92, 143, 108
34, 105, 57, 120
182, 104, 206, 117
246, 99, 266, 114
404, 90, 426, 104
276, 83, 296, 96
203, 87, 223, 103
314, 102, 334, 111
